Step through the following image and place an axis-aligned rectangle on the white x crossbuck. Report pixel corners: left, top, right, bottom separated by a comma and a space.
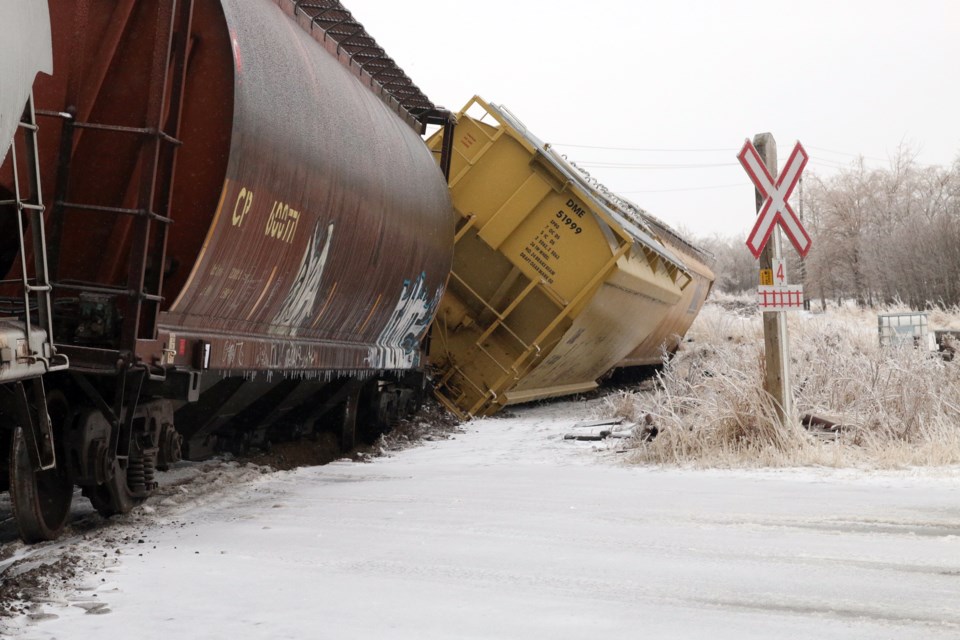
738, 140, 811, 259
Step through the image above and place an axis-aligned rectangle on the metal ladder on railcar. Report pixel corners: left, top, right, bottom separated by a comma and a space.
0, 93, 69, 474
0, 93, 69, 374
45, 1, 192, 374
47, 112, 181, 368
33, 2, 194, 516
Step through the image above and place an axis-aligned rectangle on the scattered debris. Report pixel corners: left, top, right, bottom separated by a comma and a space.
564, 432, 611, 442
564, 414, 659, 442
571, 418, 624, 429
247, 398, 461, 470
801, 413, 845, 439
712, 297, 758, 316
638, 414, 659, 442
0, 553, 86, 618
373, 398, 462, 454
564, 417, 640, 441
936, 330, 959, 361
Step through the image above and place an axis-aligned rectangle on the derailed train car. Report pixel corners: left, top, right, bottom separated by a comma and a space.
425, 97, 714, 418
0, 0, 454, 542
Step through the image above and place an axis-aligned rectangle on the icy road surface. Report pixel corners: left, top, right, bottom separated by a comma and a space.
6, 398, 960, 639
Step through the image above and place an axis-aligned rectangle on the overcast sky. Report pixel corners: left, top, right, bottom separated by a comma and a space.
344, 0, 959, 239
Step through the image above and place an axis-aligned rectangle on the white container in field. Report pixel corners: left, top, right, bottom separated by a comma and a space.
878, 312, 934, 350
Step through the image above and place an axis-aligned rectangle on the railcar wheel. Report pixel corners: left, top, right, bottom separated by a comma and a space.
84, 458, 144, 518
8, 395, 74, 542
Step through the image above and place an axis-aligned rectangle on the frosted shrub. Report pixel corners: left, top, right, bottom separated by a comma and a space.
613, 298, 960, 468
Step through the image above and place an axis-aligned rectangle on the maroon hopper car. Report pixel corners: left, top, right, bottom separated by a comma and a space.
0, 0, 453, 541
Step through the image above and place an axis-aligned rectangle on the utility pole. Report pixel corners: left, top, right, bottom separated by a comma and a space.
798, 177, 810, 310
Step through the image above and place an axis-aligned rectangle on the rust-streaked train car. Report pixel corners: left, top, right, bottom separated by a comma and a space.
0, 0, 453, 541
425, 97, 706, 419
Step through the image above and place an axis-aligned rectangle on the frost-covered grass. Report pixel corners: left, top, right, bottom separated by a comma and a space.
610, 293, 960, 468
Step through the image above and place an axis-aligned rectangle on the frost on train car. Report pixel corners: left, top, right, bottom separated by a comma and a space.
426, 97, 699, 418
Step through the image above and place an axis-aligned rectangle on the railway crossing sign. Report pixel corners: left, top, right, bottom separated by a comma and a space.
741, 133, 798, 428
738, 140, 811, 259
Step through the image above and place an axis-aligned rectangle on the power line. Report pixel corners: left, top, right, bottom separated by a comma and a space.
615, 183, 746, 194
577, 157, 797, 170
575, 161, 740, 169
553, 141, 949, 170
551, 142, 738, 153
807, 155, 854, 169
567, 153, 942, 175
806, 144, 889, 163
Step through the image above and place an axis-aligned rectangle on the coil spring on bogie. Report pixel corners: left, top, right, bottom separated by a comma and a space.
127, 456, 146, 494
143, 450, 157, 490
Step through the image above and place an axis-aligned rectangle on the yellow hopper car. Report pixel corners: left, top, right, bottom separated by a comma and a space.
427, 97, 713, 418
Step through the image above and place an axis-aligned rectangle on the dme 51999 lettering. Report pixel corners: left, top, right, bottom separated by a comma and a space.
556, 210, 583, 234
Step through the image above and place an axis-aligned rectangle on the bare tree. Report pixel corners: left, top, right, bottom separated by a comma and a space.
798, 149, 960, 309
697, 234, 756, 294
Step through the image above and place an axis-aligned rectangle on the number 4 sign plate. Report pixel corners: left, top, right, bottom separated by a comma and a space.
759, 259, 788, 286
757, 259, 804, 311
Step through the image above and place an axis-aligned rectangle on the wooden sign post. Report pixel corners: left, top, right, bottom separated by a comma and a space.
752, 134, 792, 424
738, 133, 811, 426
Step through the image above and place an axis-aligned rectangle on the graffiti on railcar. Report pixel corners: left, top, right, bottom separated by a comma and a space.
369, 273, 441, 369
271, 221, 334, 336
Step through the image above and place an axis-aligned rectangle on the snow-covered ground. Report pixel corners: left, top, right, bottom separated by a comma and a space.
4, 397, 960, 639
